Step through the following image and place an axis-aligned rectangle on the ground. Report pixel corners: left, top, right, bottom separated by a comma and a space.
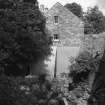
52, 75, 89, 105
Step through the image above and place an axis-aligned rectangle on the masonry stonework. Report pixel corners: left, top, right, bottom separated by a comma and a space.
38, 2, 85, 76
84, 32, 105, 54
45, 2, 84, 47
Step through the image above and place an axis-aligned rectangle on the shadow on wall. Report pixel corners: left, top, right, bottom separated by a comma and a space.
30, 46, 57, 78
30, 46, 81, 78
30, 59, 49, 75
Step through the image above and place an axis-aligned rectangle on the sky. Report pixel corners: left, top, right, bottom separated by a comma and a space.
38, 0, 105, 14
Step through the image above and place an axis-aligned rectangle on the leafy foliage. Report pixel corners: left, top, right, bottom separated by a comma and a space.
0, 75, 28, 105
88, 50, 105, 105
0, 75, 67, 105
64, 2, 83, 18
84, 6, 105, 34
69, 51, 101, 84
65, 3, 105, 34
0, 0, 52, 76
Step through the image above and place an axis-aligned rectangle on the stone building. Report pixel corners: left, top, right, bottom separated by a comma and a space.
36, 3, 105, 77
45, 2, 84, 47
32, 2, 84, 77
40, 5, 48, 14
37, 2, 84, 77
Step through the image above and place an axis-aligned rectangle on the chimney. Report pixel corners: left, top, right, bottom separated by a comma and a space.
40, 4, 44, 12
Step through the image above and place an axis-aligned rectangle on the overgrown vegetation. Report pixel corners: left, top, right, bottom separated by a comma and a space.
69, 51, 102, 85
84, 6, 105, 34
88, 50, 105, 105
65, 2, 105, 34
0, 0, 52, 77
0, 0, 54, 105
1, 0, 105, 105
67, 51, 103, 105
64, 3, 83, 18
0, 74, 69, 105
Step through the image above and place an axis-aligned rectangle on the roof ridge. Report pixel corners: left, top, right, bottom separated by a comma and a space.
47, 2, 83, 22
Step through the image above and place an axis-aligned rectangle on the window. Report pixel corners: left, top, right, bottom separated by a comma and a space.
54, 34, 59, 40
54, 16, 58, 23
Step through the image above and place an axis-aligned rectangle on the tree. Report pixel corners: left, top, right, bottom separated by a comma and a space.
0, 0, 52, 76
84, 6, 105, 34
0, 75, 52, 105
69, 51, 101, 84
64, 2, 83, 18
88, 50, 105, 105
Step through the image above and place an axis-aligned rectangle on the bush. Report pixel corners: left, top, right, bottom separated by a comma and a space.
88, 50, 105, 105
69, 51, 101, 84
0, 75, 52, 105
0, 0, 52, 77
0, 74, 68, 105
0, 75, 27, 105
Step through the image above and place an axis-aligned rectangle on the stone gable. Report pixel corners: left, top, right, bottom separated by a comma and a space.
35, 2, 84, 77
46, 2, 84, 47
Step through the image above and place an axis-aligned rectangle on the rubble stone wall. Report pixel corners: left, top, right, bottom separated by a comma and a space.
46, 3, 84, 47
84, 32, 105, 54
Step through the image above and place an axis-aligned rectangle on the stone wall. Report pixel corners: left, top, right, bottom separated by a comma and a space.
46, 2, 84, 47
84, 32, 105, 54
